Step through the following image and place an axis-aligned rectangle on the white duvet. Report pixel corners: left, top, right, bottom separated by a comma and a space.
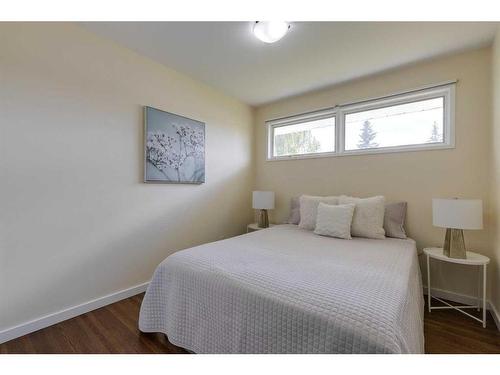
139, 225, 424, 353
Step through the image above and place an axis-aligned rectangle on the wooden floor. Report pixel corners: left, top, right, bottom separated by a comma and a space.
1, 293, 499, 354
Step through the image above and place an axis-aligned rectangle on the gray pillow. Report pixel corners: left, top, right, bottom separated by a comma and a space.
285, 196, 300, 224
384, 202, 407, 239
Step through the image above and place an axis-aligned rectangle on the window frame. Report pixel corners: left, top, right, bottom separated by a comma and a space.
267, 107, 337, 161
266, 82, 455, 161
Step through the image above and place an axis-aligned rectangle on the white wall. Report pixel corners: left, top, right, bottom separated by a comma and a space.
254, 48, 494, 301
0, 23, 255, 331
490, 27, 500, 314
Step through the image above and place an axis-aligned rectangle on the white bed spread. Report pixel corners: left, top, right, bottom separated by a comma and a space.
139, 224, 424, 353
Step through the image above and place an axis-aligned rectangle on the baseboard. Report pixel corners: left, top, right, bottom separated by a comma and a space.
423, 286, 480, 306
0, 281, 149, 345
490, 301, 500, 332
2, 282, 498, 345
423, 286, 500, 331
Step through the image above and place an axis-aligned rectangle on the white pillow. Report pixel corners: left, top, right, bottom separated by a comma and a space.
338, 195, 386, 239
298, 195, 339, 230
314, 203, 355, 240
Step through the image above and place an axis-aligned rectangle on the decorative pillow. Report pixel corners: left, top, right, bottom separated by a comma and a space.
299, 195, 339, 230
285, 196, 300, 224
314, 203, 355, 240
338, 195, 386, 239
384, 202, 408, 239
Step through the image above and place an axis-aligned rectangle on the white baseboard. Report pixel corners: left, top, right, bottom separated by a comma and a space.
0, 281, 149, 345
424, 286, 500, 331
423, 286, 480, 306
490, 301, 500, 331
2, 282, 498, 345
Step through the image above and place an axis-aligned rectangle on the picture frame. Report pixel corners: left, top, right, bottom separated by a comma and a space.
144, 106, 205, 184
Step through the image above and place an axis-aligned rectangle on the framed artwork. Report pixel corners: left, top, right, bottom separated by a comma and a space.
144, 106, 205, 184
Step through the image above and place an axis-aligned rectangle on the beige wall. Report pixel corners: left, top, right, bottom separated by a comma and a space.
1, 23, 499, 333
255, 48, 494, 300
491, 28, 500, 314
0, 23, 254, 331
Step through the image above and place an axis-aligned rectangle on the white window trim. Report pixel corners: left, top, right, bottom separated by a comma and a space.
266, 82, 456, 161
267, 108, 337, 161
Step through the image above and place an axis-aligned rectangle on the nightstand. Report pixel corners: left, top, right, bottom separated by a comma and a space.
424, 247, 490, 327
247, 223, 275, 233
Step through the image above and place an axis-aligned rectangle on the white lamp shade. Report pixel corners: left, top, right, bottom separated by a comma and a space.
252, 191, 275, 210
432, 198, 483, 230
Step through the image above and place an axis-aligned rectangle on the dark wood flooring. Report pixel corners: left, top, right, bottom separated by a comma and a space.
1, 293, 499, 354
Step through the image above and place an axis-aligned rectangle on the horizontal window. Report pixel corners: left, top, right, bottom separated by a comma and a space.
266, 83, 455, 160
272, 116, 335, 158
344, 97, 444, 151
268, 108, 336, 159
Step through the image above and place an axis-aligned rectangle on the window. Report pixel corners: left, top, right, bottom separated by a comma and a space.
268, 109, 336, 159
344, 97, 445, 151
267, 83, 455, 160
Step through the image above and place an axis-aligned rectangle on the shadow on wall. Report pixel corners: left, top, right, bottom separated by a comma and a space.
2, 163, 253, 332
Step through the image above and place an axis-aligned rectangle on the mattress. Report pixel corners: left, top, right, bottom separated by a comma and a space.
139, 224, 424, 353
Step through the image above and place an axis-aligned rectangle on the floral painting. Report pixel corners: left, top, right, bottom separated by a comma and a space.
144, 106, 205, 184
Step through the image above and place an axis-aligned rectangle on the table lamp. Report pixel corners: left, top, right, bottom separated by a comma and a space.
253, 191, 275, 228
432, 198, 483, 259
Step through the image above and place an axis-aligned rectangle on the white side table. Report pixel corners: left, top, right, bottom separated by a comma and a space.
424, 247, 490, 327
247, 223, 275, 233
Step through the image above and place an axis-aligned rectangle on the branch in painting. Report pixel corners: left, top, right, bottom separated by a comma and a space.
146, 125, 204, 182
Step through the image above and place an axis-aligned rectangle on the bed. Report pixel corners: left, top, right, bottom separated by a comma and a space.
139, 224, 424, 353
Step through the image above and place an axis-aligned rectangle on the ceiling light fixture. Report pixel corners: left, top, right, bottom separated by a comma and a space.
253, 21, 290, 44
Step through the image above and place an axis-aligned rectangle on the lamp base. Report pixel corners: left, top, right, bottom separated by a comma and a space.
258, 209, 269, 228
443, 228, 466, 259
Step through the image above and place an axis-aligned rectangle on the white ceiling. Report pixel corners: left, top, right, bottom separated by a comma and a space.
81, 22, 498, 106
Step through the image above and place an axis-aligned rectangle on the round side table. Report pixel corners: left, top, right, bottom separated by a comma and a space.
424, 247, 490, 327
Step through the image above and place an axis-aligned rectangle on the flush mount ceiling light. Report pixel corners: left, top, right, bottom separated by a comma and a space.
253, 21, 290, 43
